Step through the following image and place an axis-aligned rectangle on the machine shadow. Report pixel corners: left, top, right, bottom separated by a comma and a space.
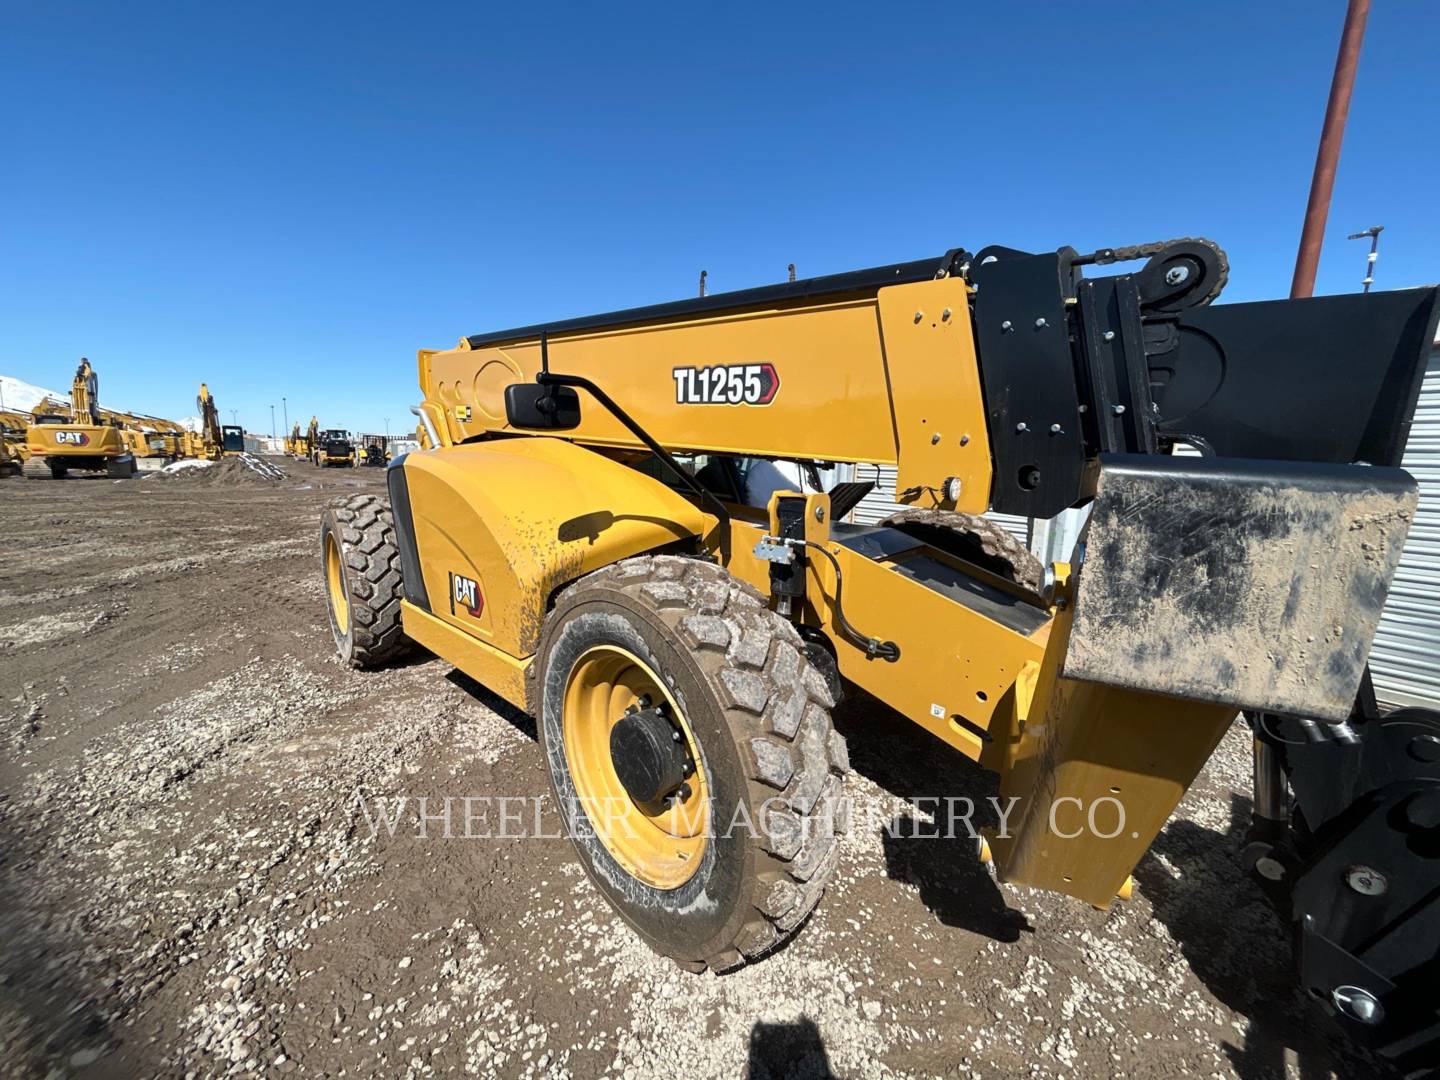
832, 688, 1032, 942
1137, 792, 1390, 1080
0, 813, 147, 1075
745, 1016, 835, 1080
444, 669, 538, 741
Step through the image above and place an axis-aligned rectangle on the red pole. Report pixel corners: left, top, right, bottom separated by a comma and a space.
1290, 0, 1372, 299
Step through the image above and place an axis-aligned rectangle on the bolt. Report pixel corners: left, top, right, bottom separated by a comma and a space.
960, 434, 970, 446
930, 433, 941, 445
1332, 986, 1384, 1026
1165, 265, 1190, 286
813, 505, 825, 523
1345, 865, 1387, 896
1034, 317, 1048, 329
914, 311, 924, 323
1016, 422, 1029, 433
1049, 424, 1063, 434
1001, 320, 1013, 332
1408, 733, 1440, 763
941, 308, 952, 321
1402, 789, 1440, 830
1255, 856, 1286, 882
1102, 330, 1116, 342
1112, 405, 1126, 416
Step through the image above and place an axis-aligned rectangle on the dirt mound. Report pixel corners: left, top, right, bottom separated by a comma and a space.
149, 455, 287, 486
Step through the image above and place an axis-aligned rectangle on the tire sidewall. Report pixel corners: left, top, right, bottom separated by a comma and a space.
538, 587, 758, 962
319, 512, 357, 664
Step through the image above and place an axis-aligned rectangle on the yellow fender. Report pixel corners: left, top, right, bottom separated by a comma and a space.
397, 437, 708, 662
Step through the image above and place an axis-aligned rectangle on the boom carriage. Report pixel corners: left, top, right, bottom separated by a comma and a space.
321, 240, 1440, 1069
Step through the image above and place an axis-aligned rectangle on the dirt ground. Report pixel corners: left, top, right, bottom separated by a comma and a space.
0, 458, 1387, 1079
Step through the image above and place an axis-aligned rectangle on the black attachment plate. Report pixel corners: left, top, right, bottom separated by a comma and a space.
969, 251, 1088, 518
1064, 454, 1418, 721
1153, 287, 1440, 468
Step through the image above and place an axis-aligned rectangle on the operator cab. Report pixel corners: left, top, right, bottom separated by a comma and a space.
221, 425, 245, 454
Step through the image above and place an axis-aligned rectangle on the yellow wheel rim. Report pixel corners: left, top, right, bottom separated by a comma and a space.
324, 532, 350, 632
562, 645, 709, 890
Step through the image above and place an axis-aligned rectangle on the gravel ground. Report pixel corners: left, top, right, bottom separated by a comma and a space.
0, 458, 1386, 1079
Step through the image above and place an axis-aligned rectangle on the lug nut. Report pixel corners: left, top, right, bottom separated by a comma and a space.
1345, 865, 1387, 896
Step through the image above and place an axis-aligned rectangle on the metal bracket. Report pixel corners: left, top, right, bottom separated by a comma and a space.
753, 537, 796, 565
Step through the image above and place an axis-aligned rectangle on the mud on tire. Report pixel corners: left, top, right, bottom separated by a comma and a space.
536, 554, 849, 973
320, 493, 411, 668
880, 508, 1045, 592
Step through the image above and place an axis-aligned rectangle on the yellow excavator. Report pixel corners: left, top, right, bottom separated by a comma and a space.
26, 358, 147, 478
320, 240, 1440, 1069
1, 405, 30, 476
192, 383, 245, 460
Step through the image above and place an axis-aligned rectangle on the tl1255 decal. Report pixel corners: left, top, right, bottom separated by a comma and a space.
672, 363, 779, 406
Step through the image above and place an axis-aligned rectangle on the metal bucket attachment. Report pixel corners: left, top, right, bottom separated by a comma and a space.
1063, 455, 1417, 721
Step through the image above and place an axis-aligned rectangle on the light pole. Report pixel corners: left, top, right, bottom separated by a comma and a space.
282, 397, 288, 433
1346, 225, 1384, 293
1290, 0, 1371, 298
230, 409, 239, 427
270, 404, 276, 439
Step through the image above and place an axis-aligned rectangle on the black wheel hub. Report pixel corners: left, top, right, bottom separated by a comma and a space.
610, 706, 692, 805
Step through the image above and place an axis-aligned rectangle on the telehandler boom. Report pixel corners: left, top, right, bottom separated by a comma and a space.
321, 239, 1440, 1069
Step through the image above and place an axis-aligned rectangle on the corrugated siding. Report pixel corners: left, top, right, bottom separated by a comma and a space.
1371, 346, 1440, 711
850, 465, 1031, 544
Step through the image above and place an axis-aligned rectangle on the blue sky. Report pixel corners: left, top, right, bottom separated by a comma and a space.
2, 2, 1437, 435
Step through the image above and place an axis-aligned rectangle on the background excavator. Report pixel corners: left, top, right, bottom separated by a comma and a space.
193, 383, 245, 460
320, 237, 1440, 1070
25, 358, 146, 478
285, 421, 311, 459
0, 404, 31, 476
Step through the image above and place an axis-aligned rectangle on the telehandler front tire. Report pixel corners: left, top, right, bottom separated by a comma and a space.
536, 555, 848, 973
880, 508, 1045, 592
320, 493, 411, 668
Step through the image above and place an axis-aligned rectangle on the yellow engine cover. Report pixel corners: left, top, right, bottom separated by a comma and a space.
400, 437, 709, 661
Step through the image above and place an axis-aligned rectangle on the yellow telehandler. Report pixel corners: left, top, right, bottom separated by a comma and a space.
320, 240, 1440, 1069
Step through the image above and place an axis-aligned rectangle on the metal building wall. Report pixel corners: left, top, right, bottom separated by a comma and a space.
1371, 341, 1440, 710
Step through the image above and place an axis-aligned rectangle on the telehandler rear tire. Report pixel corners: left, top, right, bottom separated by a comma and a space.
880, 508, 1045, 592
320, 493, 412, 668
536, 555, 848, 973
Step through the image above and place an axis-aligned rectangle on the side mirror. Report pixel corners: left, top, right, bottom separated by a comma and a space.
504, 383, 582, 430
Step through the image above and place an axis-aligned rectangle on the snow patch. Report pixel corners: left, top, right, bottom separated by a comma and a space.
0, 375, 68, 414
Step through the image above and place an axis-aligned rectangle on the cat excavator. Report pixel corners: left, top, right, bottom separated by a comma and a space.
320, 238, 1440, 1071
193, 383, 245, 459
25, 358, 146, 478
